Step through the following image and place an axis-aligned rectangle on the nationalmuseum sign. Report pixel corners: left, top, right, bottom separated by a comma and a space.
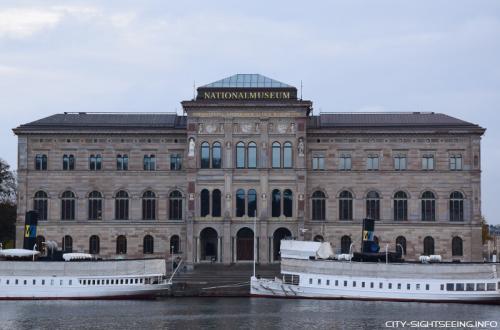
198, 89, 296, 101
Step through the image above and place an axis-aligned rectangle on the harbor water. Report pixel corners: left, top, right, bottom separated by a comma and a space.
0, 298, 499, 330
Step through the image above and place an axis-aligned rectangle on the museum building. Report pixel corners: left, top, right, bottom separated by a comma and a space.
13, 74, 486, 263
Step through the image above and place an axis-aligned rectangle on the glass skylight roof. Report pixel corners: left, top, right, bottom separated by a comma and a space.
200, 74, 292, 88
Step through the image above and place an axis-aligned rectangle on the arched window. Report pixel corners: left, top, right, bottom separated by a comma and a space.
212, 189, 222, 217
62, 154, 75, 171
394, 191, 408, 221
339, 191, 353, 221
62, 235, 73, 253
143, 235, 154, 254
313, 235, 324, 242
423, 236, 434, 255
116, 235, 127, 254
452, 236, 463, 256
449, 192, 464, 222
236, 189, 245, 217
366, 191, 380, 220
34, 191, 48, 221
236, 142, 245, 168
212, 142, 222, 168
200, 142, 210, 169
115, 191, 129, 220
89, 235, 100, 254
272, 189, 281, 217
247, 142, 257, 168
283, 142, 292, 168
396, 236, 406, 255
88, 191, 103, 220
35, 235, 45, 252
89, 154, 102, 171
200, 189, 210, 217
421, 191, 436, 221
116, 154, 128, 170
170, 235, 180, 254
247, 189, 257, 217
312, 191, 326, 221
283, 189, 293, 217
143, 154, 156, 171
142, 191, 156, 220
341, 235, 351, 254
61, 191, 75, 220
169, 191, 183, 220
35, 154, 47, 170
272, 142, 281, 168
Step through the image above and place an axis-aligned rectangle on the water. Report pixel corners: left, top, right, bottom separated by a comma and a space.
0, 298, 498, 330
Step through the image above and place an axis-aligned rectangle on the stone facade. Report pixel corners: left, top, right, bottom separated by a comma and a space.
13, 74, 485, 263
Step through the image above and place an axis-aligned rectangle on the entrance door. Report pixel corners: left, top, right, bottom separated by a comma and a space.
236, 228, 254, 261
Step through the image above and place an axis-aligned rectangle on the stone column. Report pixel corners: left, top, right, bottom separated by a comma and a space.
195, 236, 200, 263
217, 236, 222, 262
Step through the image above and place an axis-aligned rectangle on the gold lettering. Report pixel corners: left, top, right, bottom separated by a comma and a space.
283, 92, 290, 99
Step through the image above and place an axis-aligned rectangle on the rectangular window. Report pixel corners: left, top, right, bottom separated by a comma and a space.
170, 154, 182, 170
379, 282, 383, 289
335, 280, 338, 286
309, 278, 312, 285
352, 281, 356, 287
367, 155, 379, 171
476, 283, 485, 291
425, 284, 430, 291
370, 282, 374, 288
326, 280, 330, 286
344, 281, 347, 287
440, 284, 444, 291
416, 284, 420, 290
362, 282, 365, 288
394, 154, 407, 171
407, 284, 411, 290
116, 154, 129, 171
312, 155, 325, 170
466, 283, 475, 291
318, 279, 321, 285
388, 283, 392, 289
422, 154, 434, 170
446, 283, 454, 291
449, 154, 463, 171
42, 280, 45, 285
455, 283, 464, 291
487, 283, 496, 291
339, 154, 351, 171
397, 283, 401, 290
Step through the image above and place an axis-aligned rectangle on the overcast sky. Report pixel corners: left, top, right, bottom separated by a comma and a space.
0, 1, 499, 223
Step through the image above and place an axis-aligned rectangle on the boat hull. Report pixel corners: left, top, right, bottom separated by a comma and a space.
250, 277, 500, 305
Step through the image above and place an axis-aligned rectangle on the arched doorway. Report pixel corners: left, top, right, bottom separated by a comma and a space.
170, 235, 180, 254
200, 227, 218, 261
236, 227, 254, 261
273, 227, 292, 261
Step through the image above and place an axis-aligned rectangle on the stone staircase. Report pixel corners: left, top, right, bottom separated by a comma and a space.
168, 263, 280, 297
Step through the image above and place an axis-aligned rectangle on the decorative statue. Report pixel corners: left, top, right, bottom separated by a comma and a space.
291, 123, 296, 133
188, 137, 195, 157
198, 123, 203, 133
220, 123, 225, 133
298, 138, 305, 157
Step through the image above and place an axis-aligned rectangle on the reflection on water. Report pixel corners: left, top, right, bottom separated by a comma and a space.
0, 298, 498, 330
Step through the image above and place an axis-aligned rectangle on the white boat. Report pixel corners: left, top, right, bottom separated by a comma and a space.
251, 240, 500, 304
0, 254, 170, 300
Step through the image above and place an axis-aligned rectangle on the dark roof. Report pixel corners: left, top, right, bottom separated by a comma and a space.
200, 74, 292, 88
308, 112, 483, 129
15, 113, 187, 131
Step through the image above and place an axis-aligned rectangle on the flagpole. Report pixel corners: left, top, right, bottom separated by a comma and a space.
253, 215, 256, 278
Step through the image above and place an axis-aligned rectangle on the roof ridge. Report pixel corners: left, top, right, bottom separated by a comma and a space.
199, 73, 293, 88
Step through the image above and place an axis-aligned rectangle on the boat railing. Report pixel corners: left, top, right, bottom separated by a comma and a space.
167, 259, 183, 285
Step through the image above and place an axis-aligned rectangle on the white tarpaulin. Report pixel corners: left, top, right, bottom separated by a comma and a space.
280, 240, 334, 260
